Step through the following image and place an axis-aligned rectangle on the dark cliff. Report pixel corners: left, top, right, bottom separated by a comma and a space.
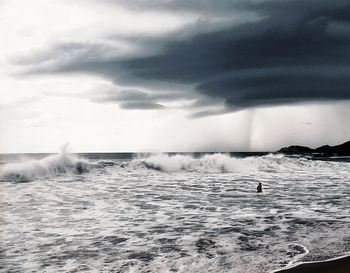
277, 141, 350, 156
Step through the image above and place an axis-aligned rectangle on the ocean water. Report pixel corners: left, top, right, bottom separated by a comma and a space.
0, 152, 349, 273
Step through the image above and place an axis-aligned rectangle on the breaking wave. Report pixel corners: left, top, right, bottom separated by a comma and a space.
0, 153, 91, 182
141, 153, 330, 173
142, 153, 258, 173
0, 152, 338, 181
95, 160, 116, 167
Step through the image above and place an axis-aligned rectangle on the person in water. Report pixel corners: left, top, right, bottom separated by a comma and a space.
257, 182, 262, 193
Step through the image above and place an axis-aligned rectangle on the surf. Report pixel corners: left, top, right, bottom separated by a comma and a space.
0, 153, 91, 182
142, 153, 259, 173
140, 153, 333, 173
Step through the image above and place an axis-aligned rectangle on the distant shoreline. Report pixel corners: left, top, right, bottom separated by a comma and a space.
277, 140, 350, 157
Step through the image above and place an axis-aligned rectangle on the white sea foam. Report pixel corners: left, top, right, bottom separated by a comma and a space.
142, 153, 258, 173
95, 160, 116, 167
0, 152, 339, 182
0, 152, 349, 273
140, 153, 329, 173
0, 153, 90, 182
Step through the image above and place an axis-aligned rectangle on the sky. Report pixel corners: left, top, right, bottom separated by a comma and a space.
1, 0, 350, 153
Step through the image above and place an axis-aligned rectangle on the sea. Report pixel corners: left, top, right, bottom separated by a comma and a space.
0, 152, 349, 273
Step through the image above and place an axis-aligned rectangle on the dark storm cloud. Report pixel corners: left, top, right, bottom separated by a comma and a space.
198, 67, 350, 108
116, 0, 350, 109
15, 0, 350, 110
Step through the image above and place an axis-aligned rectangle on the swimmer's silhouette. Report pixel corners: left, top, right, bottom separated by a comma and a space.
257, 182, 262, 193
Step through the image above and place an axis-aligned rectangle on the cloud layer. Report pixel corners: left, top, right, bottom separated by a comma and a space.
12, 0, 350, 112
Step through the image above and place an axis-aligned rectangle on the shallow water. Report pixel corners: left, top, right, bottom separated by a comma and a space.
0, 153, 349, 273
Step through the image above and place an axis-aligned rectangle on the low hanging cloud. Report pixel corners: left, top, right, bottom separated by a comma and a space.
86, 86, 202, 110
198, 67, 350, 108
90, 89, 165, 110
12, 0, 350, 113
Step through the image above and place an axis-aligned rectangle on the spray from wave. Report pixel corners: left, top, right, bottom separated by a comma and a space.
142, 153, 259, 173
0, 149, 334, 181
141, 153, 327, 173
0, 148, 90, 182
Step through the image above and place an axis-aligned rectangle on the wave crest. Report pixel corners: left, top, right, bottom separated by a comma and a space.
141, 153, 327, 173
0, 153, 91, 182
143, 153, 258, 173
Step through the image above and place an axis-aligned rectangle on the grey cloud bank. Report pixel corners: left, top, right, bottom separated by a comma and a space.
13, 0, 350, 112
90, 89, 166, 110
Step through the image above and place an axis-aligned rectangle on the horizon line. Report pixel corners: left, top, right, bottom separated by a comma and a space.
0, 151, 273, 155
